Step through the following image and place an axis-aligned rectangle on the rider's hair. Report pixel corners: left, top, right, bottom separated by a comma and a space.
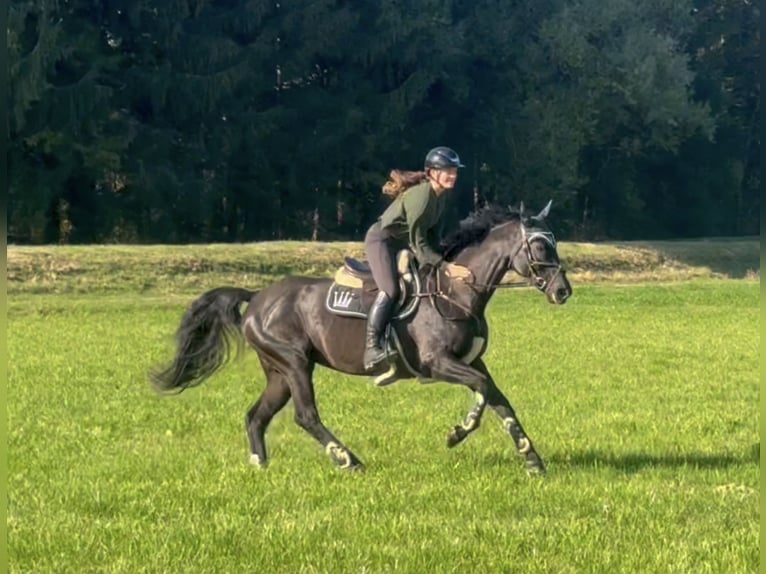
382, 170, 427, 199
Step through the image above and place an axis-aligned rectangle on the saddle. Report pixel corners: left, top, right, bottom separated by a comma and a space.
325, 250, 421, 320
326, 253, 476, 387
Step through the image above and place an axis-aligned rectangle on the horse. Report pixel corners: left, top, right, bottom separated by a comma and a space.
150, 201, 572, 474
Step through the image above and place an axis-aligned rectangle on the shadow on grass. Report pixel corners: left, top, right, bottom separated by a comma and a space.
548, 443, 759, 473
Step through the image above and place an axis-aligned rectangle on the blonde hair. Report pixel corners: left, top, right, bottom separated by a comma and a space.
382, 170, 427, 199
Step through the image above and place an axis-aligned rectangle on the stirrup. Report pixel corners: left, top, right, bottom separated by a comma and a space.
370, 345, 399, 386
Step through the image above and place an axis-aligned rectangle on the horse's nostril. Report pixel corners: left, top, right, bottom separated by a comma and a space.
556, 288, 569, 301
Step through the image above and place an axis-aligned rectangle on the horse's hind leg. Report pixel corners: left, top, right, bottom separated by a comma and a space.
472, 359, 545, 475
288, 361, 364, 471
246, 364, 291, 468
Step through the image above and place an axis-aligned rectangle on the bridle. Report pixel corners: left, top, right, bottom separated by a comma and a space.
469, 223, 564, 294
512, 226, 564, 294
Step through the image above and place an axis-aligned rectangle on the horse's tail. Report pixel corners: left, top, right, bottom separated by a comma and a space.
149, 287, 257, 394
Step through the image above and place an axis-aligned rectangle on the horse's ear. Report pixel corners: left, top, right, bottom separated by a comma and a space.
519, 201, 525, 216
536, 200, 552, 220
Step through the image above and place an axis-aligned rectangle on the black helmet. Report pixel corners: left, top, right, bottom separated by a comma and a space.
424, 146, 465, 169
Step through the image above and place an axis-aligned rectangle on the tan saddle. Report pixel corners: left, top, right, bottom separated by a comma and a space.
334, 250, 415, 290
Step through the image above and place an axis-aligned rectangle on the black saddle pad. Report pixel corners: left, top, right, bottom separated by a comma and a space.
326, 275, 421, 320
326, 284, 369, 318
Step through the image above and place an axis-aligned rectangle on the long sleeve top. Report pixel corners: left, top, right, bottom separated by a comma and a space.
378, 181, 447, 266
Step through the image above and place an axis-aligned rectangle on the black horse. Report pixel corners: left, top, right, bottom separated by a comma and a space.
150, 201, 572, 474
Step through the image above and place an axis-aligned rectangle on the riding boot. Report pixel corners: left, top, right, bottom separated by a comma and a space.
363, 290, 397, 370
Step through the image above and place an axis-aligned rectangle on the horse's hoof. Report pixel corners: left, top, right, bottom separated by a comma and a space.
526, 459, 546, 477
334, 458, 365, 472
249, 454, 268, 468
446, 426, 467, 448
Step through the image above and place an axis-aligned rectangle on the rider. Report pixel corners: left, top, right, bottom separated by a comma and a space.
362, 146, 465, 370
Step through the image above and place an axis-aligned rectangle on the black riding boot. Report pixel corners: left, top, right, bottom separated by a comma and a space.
363, 291, 397, 370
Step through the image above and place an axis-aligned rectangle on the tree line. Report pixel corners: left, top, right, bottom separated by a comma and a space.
8, 0, 760, 244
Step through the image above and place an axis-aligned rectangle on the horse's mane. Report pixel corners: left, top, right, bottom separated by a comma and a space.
441, 203, 520, 260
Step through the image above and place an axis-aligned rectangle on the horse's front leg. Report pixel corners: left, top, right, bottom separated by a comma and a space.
446, 391, 487, 448
472, 359, 545, 475
422, 353, 490, 448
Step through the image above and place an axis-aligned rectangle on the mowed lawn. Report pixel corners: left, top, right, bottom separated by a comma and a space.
7, 280, 759, 573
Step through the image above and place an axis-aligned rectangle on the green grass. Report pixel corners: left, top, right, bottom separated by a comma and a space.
7, 279, 759, 573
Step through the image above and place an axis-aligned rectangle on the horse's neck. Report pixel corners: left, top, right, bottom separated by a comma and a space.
452, 223, 521, 311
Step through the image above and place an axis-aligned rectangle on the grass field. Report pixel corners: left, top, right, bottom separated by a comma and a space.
6, 241, 761, 573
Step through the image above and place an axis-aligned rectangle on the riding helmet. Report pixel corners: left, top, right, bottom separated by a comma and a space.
424, 146, 465, 169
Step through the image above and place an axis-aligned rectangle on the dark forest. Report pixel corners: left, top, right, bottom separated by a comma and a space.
8, 0, 760, 244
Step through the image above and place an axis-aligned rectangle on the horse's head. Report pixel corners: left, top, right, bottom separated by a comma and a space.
509, 200, 572, 304
441, 201, 572, 304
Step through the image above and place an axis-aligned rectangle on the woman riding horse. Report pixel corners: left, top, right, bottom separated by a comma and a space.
363, 146, 469, 370
150, 198, 571, 474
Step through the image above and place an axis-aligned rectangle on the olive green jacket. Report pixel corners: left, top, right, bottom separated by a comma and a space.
378, 181, 447, 266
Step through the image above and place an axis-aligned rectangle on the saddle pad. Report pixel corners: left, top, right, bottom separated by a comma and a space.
325, 284, 367, 318
326, 254, 421, 320
326, 281, 420, 320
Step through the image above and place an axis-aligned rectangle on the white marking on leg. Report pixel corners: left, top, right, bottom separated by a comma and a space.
462, 411, 479, 431
461, 394, 485, 431
503, 417, 532, 454
325, 441, 353, 469
249, 454, 266, 468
